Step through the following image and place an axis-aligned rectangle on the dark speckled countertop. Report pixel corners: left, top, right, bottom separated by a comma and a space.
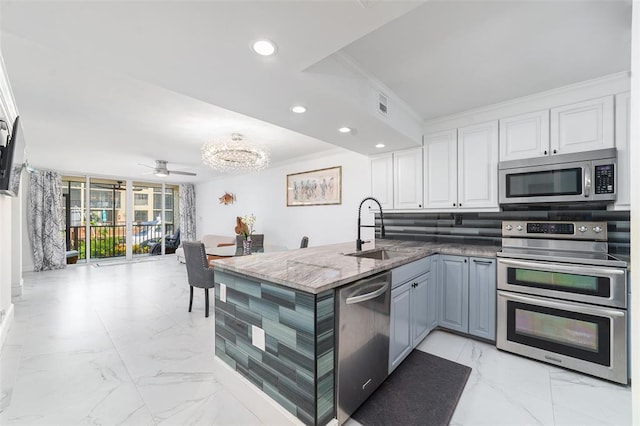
211, 240, 500, 294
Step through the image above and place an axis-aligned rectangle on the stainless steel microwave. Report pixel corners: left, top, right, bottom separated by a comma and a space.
498, 148, 617, 205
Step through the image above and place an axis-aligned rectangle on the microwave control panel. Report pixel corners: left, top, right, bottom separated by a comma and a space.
594, 164, 615, 194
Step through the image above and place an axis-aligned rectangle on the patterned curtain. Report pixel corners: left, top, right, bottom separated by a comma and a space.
179, 184, 196, 242
28, 170, 66, 271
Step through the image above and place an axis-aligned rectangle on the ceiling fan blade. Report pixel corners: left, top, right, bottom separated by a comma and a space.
138, 163, 155, 169
169, 170, 197, 176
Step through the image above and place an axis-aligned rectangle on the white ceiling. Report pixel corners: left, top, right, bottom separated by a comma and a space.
0, 0, 631, 184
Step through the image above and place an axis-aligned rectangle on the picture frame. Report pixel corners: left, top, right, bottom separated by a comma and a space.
286, 166, 342, 206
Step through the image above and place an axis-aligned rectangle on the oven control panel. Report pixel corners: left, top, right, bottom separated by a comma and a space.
502, 221, 608, 240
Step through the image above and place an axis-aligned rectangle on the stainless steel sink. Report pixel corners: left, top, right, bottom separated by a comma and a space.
344, 248, 405, 260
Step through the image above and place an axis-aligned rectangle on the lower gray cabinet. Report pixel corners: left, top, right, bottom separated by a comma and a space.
468, 257, 497, 340
390, 281, 412, 372
439, 255, 469, 333
437, 255, 496, 341
389, 269, 433, 373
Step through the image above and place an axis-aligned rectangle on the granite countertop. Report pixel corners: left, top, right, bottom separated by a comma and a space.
211, 240, 500, 294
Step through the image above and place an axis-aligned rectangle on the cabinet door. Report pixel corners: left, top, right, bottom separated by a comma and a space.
411, 271, 431, 346
614, 92, 630, 210
499, 110, 550, 161
438, 255, 469, 333
370, 153, 393, 210
457, 121, 499, 209
550, 95, 614, 155
424, 129, 458, 209
427, 261, 439, 332
389, 282, 412, 373
393, 147, 423, 209
468, 257, 496, 341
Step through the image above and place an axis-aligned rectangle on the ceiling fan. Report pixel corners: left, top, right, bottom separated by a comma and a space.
92, 180, 143, 191
139, 160, 197, 177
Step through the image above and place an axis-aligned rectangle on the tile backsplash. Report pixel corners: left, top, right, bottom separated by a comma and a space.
377, 208, 630, 256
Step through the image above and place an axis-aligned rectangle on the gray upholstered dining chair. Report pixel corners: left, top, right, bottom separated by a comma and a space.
300, 236, 309, 248
182, 241, 215, 318
235, 234, 264, 247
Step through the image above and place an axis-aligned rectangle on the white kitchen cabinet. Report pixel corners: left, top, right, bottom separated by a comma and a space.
424, 122, 498, 210
550, 95, 614, 155
457, 120, 499, 209
370, 148, 422, 210
370, 153, 393, 210
614, 92, 630, 210
424, 129, 458, 209
499, 110, 550, 161
393, 147, 423, 209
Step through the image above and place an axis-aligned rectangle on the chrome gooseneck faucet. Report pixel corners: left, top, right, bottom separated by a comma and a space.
356, 196, 385, 251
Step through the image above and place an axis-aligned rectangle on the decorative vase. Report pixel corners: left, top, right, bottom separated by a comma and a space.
242, 237, 252, 255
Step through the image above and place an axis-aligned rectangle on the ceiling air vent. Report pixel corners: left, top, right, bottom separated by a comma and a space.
378, 92, 388, 116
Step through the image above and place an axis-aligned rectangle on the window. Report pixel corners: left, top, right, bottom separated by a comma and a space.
135, 210, 148, 223
134, 193, 149, 206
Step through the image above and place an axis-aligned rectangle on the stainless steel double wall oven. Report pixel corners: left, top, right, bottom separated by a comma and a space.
496, 220, 628, 384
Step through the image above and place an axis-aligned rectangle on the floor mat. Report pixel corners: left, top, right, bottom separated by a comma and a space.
351, 350, 471, 426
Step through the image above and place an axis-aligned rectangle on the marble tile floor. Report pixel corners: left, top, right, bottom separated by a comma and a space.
1, 256, 632, 425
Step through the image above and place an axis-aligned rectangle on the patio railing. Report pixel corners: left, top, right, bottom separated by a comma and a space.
66, 224, 174, 259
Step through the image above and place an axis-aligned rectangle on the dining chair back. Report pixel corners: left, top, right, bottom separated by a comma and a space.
182, 241, 215, 317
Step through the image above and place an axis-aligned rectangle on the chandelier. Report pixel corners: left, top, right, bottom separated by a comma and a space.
201, 133, 270, 173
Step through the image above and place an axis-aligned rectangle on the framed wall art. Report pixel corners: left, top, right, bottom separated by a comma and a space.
286, 166, 342, 206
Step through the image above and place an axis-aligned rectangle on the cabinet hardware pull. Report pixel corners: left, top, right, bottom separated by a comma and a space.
464, 259, 467, 263
544, 150, 548, 155
553, 149, 557, 154
473, 259, 492, 264
453, 203, 456, 207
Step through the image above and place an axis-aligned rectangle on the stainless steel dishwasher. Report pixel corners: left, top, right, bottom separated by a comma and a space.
336, 271, 391, 424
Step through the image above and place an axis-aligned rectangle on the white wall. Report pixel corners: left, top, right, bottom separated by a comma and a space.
629, 0, 639, 423
196, 149, 375, 250
0, 50, 19, 348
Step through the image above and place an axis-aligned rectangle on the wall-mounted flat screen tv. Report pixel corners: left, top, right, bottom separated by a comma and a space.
0, 115, 25, 197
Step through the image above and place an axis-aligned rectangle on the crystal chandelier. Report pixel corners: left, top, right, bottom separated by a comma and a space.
201, 133, 270, 173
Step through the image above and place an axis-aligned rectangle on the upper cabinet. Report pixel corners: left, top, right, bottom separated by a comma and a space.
370, 153, 393, 210
457, 121, 499, 209
424, 122, 498, 210
393, 148, 423, 209
499, 96, 615, 162
424, 130, 457, 209
371, 147, 423, 210
499, 110, 549, 161
614, 92, 630, 210
550, 95, 614, 155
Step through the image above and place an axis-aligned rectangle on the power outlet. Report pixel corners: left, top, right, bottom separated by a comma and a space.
252, 325, 266, 351
220, 283, 227, 303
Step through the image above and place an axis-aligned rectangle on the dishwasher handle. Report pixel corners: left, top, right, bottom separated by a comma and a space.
345, 282, 388, 305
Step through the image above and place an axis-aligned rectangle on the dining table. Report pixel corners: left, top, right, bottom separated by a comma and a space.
206, 244, 287, 266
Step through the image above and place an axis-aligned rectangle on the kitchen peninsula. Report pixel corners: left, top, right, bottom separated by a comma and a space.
211, 240, 498, 425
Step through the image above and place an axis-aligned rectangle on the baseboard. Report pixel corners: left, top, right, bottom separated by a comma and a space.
0, 302, 15, 349
12, 277, 23, 297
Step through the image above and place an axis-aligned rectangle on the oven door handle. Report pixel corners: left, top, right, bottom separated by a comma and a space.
498, 258, 625, 278
498, 291, 626, 318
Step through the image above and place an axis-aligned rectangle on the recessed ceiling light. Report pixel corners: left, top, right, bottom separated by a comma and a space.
338, 127, 352, 134
252, 39, 277, 56
375, 143, 385, 148
291, 105, 307, 114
